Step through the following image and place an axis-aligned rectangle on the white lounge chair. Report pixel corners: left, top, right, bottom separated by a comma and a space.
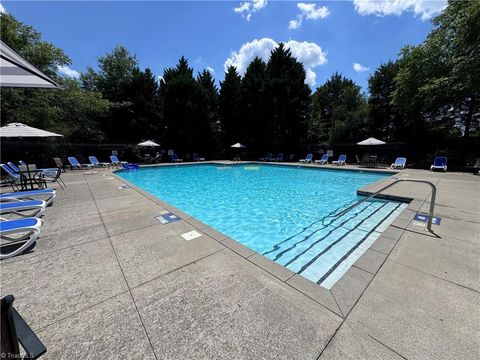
314, 154, 329, 164
332, 155, 347, 166
391, 157, 407, 169
0, 189, 56, 206
0, 200, 46, 218
0, 217, 43, 259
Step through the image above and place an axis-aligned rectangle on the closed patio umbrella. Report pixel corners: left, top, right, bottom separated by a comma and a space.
137, 140, 160, 147
0, 40, 60, 89
0, 123, 63, 138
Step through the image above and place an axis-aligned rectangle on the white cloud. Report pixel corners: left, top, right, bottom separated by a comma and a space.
353, 63, 370, 72
0, 4, 7, 13
234, 0, 268, 21
206, 66, 215, 74
57, 65, 80, 78
289, 3, 329, 29
352, 0, 447, 21
224, 38, 327, 87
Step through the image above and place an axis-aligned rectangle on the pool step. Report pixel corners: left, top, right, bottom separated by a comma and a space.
262, 200, 407, 289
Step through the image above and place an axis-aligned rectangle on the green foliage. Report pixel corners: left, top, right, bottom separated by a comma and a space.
310, 73, 367, 145
218, 66, 242, 147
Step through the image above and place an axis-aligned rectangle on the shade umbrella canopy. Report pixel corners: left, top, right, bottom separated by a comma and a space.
137, 140, 160, 147
0, 40, 61, 89
230, 143, 246, 148
357, 137, 386, 146
0, 122, 63, 137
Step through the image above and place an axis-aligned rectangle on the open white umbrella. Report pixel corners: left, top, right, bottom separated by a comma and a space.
137, 140, 160, 147
0, 122, 63, 137
0, 40, 61, 89
230, 142, 246, 148
357, 137, 386, 146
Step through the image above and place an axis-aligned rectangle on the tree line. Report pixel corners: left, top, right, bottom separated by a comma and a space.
1, 0, 478, 163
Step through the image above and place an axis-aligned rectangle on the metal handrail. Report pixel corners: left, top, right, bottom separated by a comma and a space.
335, 178, 437, 231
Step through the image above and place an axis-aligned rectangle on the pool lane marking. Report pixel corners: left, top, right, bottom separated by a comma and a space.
270, 202, 376, 262
315, 202, 403, 288
294, 202, 391, 274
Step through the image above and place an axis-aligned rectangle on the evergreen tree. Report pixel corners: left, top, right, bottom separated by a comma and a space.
195, 69, 219, 156
160, 57, 200, 154
368, 61, 402, 141
265, 44, 311, 152
309, 73, 367, 145
219, 66, 242, 148
240, 57, 268, 154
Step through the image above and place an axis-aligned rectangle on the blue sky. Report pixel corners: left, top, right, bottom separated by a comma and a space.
2, 1, 446, 91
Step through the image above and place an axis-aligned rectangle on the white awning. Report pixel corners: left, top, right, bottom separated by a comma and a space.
0, 40, 60, 89
0, 122, 63, 137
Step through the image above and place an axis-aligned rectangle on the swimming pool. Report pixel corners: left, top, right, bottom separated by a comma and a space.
117, 164, 407, 288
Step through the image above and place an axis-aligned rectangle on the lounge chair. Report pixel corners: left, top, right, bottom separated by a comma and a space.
171, 154, 183, 163
271, 153, 283, 162
89, 156, 110, 168
430, 157, 447, 172
259, 153, 272, 162
1, 164, 23, 190
0, 200, 46, 218
0, 218, 43, 259
314, 154, 329, 165
465, 158, 480, 175
299, 154, 313, 163
332, 155, 347, 166
110, 155, 128, 166
0, 189, 56, 206
7, 162, 21, 173
68, 157, 94, 170
193, 153, 205, 161
391, 157, 407, 169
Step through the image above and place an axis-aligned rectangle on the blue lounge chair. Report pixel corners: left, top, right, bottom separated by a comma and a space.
171, 154, 183, 163
314, 154, 329, 165
272, 153, 283, 162
391, 157, 407, 169
0, 200, 46, 218
110, 155, 127, 166
430, 157, 447, 172
259, 153, 272, 162
1, 164, 22, 190
0, 189, 56, 206
0, 218, 43, 259
68, 157, 94, 170
7, 162, 21, 173
299, 154, 313, 163
193, 153, 205, 161
332, 155, 347, 166
89, 156, 110, 168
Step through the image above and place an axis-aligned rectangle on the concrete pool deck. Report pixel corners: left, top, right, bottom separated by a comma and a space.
0, 162, 478, 359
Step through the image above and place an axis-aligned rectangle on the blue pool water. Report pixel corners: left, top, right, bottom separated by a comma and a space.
118, 164, 406, 288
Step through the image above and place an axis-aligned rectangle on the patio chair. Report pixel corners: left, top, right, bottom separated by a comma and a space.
41, 168, 66, 189
0, 295, 47, 359
0, 189, 56, 206
89, 156, 110, 168
259, 153, 272, 162
52, 157, 65, 171
314, 154, 329, 165
68, 157, 94, 170
299, 154, 313, 163
465, 158, 480, 175
0, 217, 43, 260
391, 157, 407, 169
110, 155, 128, 166
193, 153, 205, 161
171, 154, 183, 163
430, 157, 447, 172
0, 200, 46, 218
332, 155, 347, 166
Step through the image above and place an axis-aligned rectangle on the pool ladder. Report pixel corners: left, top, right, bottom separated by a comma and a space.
334, 179, 437, 232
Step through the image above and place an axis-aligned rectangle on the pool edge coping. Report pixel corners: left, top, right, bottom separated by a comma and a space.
110, 162, 424, 319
